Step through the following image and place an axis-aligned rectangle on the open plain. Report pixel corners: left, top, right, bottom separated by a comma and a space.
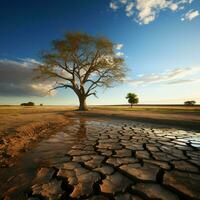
0, 106, 200, 200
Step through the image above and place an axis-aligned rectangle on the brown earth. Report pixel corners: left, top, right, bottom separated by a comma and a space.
0, 106, 74, 167
83, 108, 200, 131
0, 105, 200, 200
0, 105, 199, 168
0, 114, 199, 200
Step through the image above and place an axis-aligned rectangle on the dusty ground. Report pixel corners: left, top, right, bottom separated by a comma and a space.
91, 105, 200, 112
0, 106, 200, 199
0, 105, 200, 168
0, 106, 75, 167
0, 115, 199, 200
87, 106, 200, 131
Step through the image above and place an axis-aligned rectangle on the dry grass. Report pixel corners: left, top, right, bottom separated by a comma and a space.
0, 106, 75, 167
83, 105, 200, 131
91, 105, 200, 113
89, 105, 200, 122
0, 106, 76, 134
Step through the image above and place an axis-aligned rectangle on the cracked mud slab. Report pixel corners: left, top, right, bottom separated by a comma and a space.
0, 117, 200, 200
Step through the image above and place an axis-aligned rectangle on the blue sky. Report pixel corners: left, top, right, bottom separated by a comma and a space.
0, 0, 200, 105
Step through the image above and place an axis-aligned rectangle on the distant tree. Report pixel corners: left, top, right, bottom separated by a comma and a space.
184, 101, 196, 106
126, 93, 139, 108
40, 104, 43, 106
20, 102, 35, 106
35, 32, 127, 111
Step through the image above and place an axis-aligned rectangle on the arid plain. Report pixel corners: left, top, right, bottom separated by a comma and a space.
0, 105, 200, 200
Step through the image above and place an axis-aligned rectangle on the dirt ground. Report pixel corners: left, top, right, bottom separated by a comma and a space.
0, 105, 199, 168
0, 106, 74, 167
1, 105, 199, 133
0, 111, 199, 200
91, 104, 200, 112
87, 106, 200, 131
0, 105, 200, 199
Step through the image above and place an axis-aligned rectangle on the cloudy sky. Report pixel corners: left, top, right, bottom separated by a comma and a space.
0, 0, 200, 105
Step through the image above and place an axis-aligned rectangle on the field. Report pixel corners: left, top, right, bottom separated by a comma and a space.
1, 105, 200, 135
0, 105, 200, 199
1, 104, 200, 137
0, 104, 199, 166
89, 104, 200, 130
0, 106, 75, 167
91, 104, 200, 113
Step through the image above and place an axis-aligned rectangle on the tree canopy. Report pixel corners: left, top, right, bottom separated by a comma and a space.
20, 102, 35, 106
184, 100, 196, 106
126, 93, 139, 107
35, 32, 127, 110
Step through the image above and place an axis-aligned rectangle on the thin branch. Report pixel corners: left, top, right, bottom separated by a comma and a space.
82, 50, 100, 83
85, 68, 111, 95
48, 83, 73, 92
87, 92, 98, 98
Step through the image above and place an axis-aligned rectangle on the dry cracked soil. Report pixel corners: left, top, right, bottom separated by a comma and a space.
0, 116, 200, 200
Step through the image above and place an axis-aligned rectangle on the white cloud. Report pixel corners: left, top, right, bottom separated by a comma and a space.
136, 0, 169, 24
19, 58, 42, 65
115, 44, 124, 57
115, 43, 124, 50
169, 3, 178, 11
109, 0, 197, 24
126, 2, 134, 16
127, 67, 200, 86
181, 9, 199, 21
116, 52, 124, 57
120, 0, 127, 4
31, 83, 55, 96
0, 59, 55, 97
110, 2, 118, 10
179, 0, 194, 4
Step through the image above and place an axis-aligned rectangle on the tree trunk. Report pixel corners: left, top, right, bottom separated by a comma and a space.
78, 96, 88, 111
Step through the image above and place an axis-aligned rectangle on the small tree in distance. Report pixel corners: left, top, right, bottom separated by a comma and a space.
20, 102, 35, 106
126, 93, 139, 108
35, 32, 127, 111
184, 100, 196, 106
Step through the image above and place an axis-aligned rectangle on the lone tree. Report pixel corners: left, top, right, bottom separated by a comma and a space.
184, 100, 196, 106
35, 32, 127, 110
126, 93, 139, 108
